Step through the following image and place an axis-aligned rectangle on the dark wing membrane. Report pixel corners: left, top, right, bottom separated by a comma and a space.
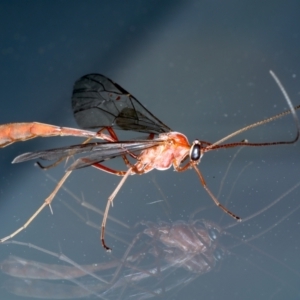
72, 74, 171, 134
12, 140, 163, 169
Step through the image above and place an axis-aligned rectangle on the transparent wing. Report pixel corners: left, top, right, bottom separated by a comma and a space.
72, 74, 171, 134
12, 140, 164, 170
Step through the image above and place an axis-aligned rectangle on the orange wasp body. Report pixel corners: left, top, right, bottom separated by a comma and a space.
0, 71, 299, 251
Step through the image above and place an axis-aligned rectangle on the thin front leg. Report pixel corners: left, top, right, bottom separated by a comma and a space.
101, 167, 133, 251
174, 160, 241, 220
173, 160, 192, 172
191, 164, 241, 221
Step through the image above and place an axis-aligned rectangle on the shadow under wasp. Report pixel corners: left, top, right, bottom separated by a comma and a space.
2, 173, 300, 300
0, 71, 299, 251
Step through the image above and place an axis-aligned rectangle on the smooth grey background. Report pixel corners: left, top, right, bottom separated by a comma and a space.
1, 1, 300, 299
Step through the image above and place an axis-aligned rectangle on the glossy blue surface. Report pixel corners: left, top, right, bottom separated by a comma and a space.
1, 1, 300, 299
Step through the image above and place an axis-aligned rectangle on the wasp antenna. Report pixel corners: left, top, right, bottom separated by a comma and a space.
269, 70, 300, 140
208, 72, 300, 149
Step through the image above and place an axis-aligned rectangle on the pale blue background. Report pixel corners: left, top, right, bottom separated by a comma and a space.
1, 1, 300, 299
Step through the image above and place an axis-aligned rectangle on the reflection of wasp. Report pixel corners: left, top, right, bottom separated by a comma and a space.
2, 180, 300, 300
1, 220, 224, 299
0, 72, 299, 251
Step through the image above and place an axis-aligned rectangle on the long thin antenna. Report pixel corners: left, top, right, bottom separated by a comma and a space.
269, 70, 300, 135
207, 71, 300, 149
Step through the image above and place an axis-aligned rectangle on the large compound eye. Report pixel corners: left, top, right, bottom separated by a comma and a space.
190, 140, 201, 161
208, 227, 219, 241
